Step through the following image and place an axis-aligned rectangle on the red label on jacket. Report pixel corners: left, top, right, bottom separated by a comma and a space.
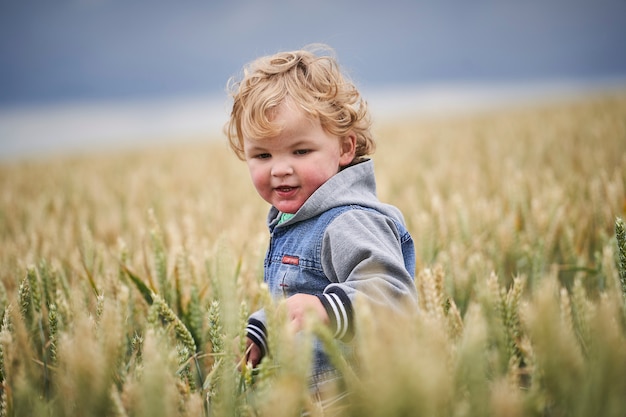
282, 255, 299, 265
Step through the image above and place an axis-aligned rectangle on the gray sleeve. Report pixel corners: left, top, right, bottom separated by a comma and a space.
318, 209, 418, 340
246, 309, 268, 358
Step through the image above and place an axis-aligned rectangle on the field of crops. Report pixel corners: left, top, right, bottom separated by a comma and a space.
0, 92, 625, 417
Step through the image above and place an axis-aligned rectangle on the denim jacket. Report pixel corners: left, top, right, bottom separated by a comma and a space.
246, 160, 418, 378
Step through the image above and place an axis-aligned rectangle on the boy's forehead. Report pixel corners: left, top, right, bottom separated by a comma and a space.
243, 134, 298, 152
243, 112, 322, 151
244, 100, 315, 137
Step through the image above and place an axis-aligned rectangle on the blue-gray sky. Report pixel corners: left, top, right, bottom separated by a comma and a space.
2, 0, 626, 107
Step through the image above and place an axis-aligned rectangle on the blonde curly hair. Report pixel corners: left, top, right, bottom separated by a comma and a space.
225, 44, 375, 161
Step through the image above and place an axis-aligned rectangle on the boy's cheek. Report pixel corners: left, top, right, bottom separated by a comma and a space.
246, 166, 263, 186
249, 170, 267, 188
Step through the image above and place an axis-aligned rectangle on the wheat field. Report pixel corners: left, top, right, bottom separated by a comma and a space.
0, 92, 625, 417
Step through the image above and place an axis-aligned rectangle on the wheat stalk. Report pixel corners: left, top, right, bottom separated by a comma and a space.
615, 217, 626, 301
149, 209, 172, 306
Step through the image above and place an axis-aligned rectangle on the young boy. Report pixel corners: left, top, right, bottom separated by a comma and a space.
225, 44, 418, 403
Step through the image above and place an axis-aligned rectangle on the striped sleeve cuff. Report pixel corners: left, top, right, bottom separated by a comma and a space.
246, 318, 268, 358
317, 286, 354, 342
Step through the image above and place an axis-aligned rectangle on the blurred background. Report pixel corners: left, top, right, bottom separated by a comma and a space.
1, 0, 625, 160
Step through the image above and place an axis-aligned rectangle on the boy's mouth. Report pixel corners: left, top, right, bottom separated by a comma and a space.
275, 186, 297, 195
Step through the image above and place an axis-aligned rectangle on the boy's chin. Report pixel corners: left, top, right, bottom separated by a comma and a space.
273, 202, 302, 214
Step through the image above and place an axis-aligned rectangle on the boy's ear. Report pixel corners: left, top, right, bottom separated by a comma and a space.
339, 132, 357, 166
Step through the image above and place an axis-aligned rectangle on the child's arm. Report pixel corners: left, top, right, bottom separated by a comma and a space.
285, 293, 329, 332
245, 311, 268, 365
319, 209, 418, 341
244, 295, 329, 366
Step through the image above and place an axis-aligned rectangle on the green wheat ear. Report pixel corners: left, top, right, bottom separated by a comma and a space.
150, 293, 197, 355
615, 217, 626, 301
149, 209, 172, 306
0, 308, 8, 417
504, 275, 526, 366
17, 274, 32, 327
48, 303, 59, 365
207, 300, 224, 356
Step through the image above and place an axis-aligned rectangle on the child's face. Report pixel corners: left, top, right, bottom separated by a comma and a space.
243, 100, 356, 214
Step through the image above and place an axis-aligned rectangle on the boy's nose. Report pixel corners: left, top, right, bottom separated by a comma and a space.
271, 159, 294, 177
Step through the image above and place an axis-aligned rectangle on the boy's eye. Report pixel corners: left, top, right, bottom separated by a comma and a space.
294, 149, 310, 155
255, 153, 271, 159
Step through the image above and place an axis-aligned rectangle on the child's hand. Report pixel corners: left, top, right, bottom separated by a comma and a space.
243, 336, 263, 368
285, 293, 329, 332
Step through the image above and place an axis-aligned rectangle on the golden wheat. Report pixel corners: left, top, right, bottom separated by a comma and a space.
0, 92, 624, 416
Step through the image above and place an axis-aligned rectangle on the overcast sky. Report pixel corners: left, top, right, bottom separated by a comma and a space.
2, 0, 626, 107
1, 0, 625, 159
